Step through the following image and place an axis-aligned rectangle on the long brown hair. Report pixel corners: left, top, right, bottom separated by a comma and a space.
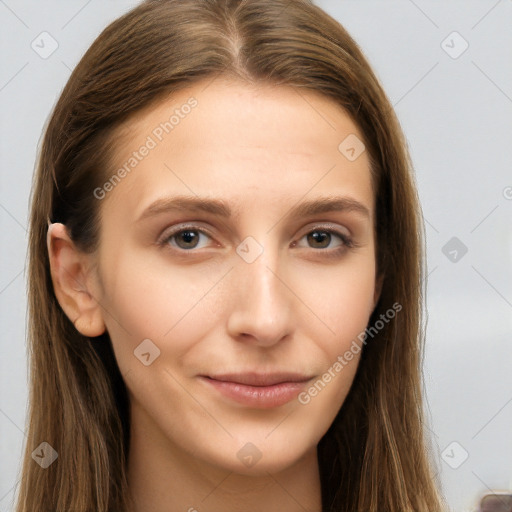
18, 0, 445, 510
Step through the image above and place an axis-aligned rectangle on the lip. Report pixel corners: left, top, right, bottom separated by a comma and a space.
199, 372, 313, 409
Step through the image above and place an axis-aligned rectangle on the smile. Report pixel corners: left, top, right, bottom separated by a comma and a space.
199, 372, 314, 409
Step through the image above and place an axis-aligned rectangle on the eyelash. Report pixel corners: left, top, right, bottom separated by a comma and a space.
157, 223, 357, 258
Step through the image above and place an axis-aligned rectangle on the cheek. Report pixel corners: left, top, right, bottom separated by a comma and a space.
332, 270, 375, 339
291, 260, 376, 428
98, 238, 376, 379
97, 249, 227, 368
298, 257, 376, 353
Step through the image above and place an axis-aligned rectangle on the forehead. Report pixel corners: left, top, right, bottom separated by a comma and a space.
102, 77, 373, 222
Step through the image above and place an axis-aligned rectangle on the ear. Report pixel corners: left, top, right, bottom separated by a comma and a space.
47, 222, 106, 337
372, 272, 384, 312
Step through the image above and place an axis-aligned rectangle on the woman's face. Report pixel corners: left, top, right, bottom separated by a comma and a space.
90, 77, 379, 474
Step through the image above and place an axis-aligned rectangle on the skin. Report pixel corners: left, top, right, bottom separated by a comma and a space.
48, 77, 381, 512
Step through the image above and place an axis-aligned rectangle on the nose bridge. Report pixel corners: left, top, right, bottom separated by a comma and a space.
227, 235, 293, 345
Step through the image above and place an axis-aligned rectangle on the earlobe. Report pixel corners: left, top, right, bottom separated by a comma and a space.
47, 222, 106, 337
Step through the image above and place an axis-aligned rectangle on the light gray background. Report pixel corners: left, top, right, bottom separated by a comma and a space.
1, 1, 511, 511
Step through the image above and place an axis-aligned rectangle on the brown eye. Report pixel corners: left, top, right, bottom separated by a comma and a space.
306, 230, 333, 249
160, 226, 213, 251
292, 225, 356, 260
174, 230, 201, 249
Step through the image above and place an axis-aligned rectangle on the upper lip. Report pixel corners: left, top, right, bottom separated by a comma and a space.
203, 372, 314, 387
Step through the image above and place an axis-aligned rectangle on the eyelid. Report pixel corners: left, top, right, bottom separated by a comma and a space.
157, 222, 217, 246
157, 221, 357, 255
298, 221, 351, 238
158, 221, 350, 242
293, 223, 356, 251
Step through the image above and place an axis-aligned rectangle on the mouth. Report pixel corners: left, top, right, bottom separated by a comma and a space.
199, 372, 314, 408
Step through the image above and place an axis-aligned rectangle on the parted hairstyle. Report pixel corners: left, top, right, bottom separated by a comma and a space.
17, 0, 445, 510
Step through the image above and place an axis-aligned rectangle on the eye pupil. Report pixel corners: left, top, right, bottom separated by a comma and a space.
176, 230, 199, 249
307, 231, 331, 248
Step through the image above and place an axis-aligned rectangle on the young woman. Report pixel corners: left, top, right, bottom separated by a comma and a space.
17, 0, 445, 510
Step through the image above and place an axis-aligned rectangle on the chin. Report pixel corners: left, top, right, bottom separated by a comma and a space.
200, 433, 318, 476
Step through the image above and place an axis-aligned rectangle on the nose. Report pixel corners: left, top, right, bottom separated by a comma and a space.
226, 240, 294, 348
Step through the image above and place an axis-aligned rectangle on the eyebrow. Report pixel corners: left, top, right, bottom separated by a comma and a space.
137, 194, 371, 222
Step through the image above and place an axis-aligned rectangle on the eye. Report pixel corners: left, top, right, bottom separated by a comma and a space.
294, 226, 354, 252
159, 225, 214, 251
157, 223, 355, 255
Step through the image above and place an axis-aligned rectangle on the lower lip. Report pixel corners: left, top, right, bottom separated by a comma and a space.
200, 377, 308, 408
